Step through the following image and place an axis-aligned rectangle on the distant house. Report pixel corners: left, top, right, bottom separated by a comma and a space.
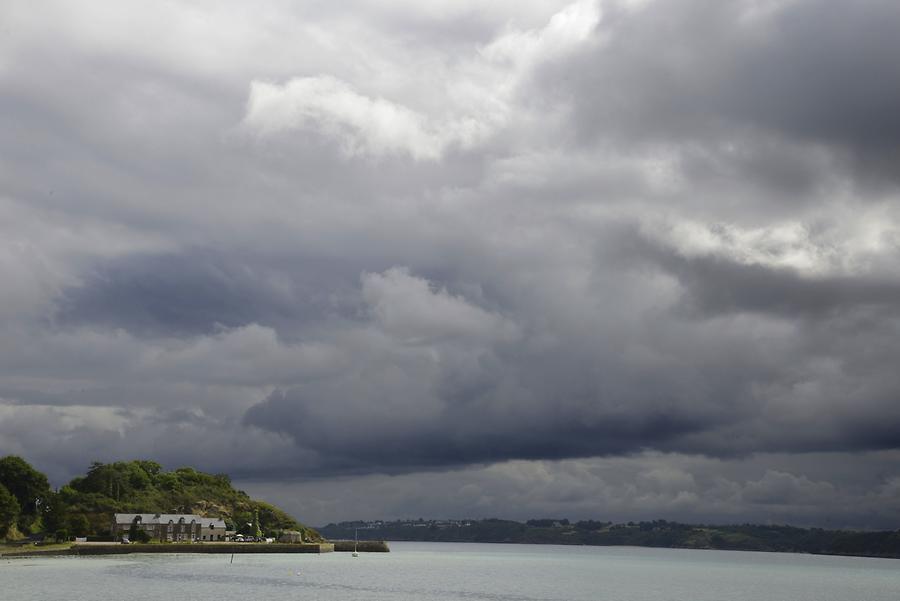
278, 530, 303, 543
199, 518, 229, 541
111, 513, 227, 542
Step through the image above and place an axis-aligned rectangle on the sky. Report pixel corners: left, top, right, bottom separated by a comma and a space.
1, 0, 900, 529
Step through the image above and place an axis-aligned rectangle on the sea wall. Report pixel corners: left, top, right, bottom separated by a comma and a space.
2, 543, 334, 557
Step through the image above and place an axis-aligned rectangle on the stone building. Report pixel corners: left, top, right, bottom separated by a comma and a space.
278, 530, 304, 543
111, 513, 227, 542
199, 517, 228, 541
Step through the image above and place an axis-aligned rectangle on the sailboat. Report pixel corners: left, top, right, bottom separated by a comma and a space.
352, 528, 359, 557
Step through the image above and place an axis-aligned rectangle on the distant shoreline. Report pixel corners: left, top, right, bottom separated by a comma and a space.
319, 519, 900, 560
383, 539, 900, 561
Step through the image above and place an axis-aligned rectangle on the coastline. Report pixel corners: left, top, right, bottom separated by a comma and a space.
1, 542, 337, 558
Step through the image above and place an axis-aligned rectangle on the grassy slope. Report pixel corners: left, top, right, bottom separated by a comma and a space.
56, 461, 322, 542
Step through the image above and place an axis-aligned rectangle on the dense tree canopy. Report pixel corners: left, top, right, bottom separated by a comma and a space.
0, 455, 50, 531
0, 483, 20, 538
0, 456, 320, 542
320, 519, 900, 558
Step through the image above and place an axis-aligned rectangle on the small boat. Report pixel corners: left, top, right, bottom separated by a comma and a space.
352, 528, 359, 557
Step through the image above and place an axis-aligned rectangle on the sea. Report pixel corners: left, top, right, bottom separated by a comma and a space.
2, 541, 899, 601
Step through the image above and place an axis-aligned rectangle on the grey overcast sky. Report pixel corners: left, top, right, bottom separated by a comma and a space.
2, 0, 900, 529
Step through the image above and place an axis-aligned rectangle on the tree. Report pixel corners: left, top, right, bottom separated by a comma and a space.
126, 516, 151, 543
0, 483, 20, 539
67, 513, 91, 537
129, 516, 141, 541
136, 460, 161, 476
234, 511, 253, 535
41, 491, 68, 534
0, 456, 50, 528
76, 461, 150, 500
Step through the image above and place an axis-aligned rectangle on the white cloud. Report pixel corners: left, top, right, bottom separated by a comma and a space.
362, 267, 519, 344
480, 0, 601, 68
242, 1, 602, 159
244, 76, 466, 160
742, 470, 836, 506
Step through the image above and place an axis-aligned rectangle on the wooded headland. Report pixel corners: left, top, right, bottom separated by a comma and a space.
320, 518, 900, 559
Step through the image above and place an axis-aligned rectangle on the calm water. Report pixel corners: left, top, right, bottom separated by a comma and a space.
2, 542, 899, 600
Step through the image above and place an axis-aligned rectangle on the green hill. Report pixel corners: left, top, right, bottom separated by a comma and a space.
0, 456, 321, 542
319, 518, 900, 559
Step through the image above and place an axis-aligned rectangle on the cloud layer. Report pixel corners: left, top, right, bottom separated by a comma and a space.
1, 0, 900, 527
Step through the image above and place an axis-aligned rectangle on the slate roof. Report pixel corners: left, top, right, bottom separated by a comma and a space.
114, 513, 227, 528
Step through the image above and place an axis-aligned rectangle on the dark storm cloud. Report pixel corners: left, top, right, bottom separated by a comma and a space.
244, 386, 709, 474
649, 245, 900, 318
56, 250, 361, 337
239, 221, 900, 474
554, 0, 900, 182
2, 0, 900, 526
